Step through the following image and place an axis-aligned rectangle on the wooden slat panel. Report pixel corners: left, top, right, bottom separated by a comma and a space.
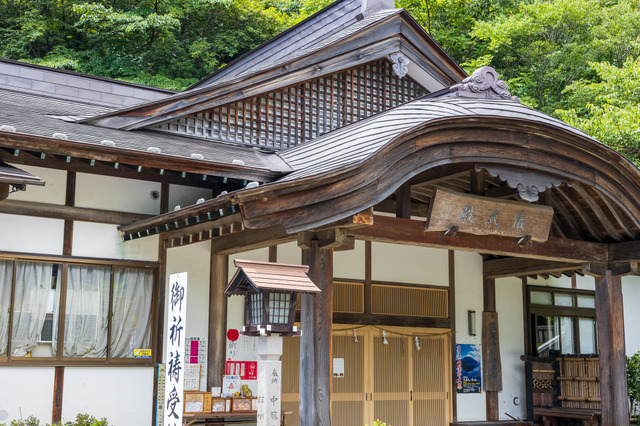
371, 284, 448, 318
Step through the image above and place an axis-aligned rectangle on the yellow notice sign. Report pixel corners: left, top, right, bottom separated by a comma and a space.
134, 349, 152, 358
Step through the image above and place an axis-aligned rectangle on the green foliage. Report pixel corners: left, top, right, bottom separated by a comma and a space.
365, 420, 389, 426
627, 351, 640, 418
556, 57, 640, 165
0, 0, 298, 90
471, 0, 640, 113
0, 413, 108, 426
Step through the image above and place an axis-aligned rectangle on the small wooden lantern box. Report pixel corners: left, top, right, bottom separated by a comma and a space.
225, 260, 321, 336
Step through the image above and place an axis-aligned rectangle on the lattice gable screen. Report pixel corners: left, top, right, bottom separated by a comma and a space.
151, 59, 428, 149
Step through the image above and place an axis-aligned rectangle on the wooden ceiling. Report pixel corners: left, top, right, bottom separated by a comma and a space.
384, 164, 640, 245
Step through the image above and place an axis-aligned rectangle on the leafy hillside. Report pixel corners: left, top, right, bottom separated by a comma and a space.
2, 0, 639, 163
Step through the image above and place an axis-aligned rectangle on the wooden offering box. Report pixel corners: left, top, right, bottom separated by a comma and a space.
211, 397, 231, 413
231, 397, 257, 413
184, 391, 205, 413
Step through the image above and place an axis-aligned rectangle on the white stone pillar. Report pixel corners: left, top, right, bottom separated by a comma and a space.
256, 335, 283, 426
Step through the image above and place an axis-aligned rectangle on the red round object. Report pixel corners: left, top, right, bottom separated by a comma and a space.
227, 329, 239, 341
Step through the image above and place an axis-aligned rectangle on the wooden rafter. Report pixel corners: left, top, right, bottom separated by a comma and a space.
554, 185, 606, 242
572, 182, 624, 242
547, 190, 584, 240
593, 187, 640, 240
483, 257, 583, 279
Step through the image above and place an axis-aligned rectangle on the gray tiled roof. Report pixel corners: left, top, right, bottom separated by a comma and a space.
0, 59, 172, 108
0, 89, 290, 174
277, 97, 594, 181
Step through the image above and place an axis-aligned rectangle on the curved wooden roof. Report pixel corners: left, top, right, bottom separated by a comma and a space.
119, 95, 640, 250
229, 97, 640, 242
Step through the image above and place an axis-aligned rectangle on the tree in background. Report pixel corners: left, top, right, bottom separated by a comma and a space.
627, 351, 640, 420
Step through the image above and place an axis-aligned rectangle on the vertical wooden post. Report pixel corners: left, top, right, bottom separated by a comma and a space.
595, 270, 629, 425
299, 241, 317, 425
314, 246, 333, 426
52, 366, 64, 424
482, 277, 501, 421
208, 251, 229, 391
449, 250, 458, 421
300, 237, 334, 426
53, 171, 75, 424
395, 182, 412, 219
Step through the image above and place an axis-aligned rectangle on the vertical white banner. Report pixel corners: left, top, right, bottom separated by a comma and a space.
163, 272, 188, 426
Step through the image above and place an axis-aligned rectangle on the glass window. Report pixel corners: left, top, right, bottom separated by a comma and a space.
577, 295, 595, 308
0, 256, 156, 364
529, 287, 597, 356
59, 265, 110, 358
531, 291, 552, 305
555, 293, 573, 307
559, 317, 574, 354
268, 293, 291, 324
110, 268, 153, 358
579, 317, 597, 353
534, 315, 559, 357
12, 261, 61, 357
0, 259, 14, 357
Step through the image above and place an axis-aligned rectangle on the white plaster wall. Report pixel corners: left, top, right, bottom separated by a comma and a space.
62, 367, 154, 426
72, 221, 158, 261
75, 173, 161, 215
453, 250, 485, 420
276, 240, 366, 280
168, 184, 213, 212
6, 164, 67, 205
496, 277, 526, 420
372, 242, 448, 286
0, 367, 55, 422
622, 276, 640, 355
0, 214, 64, 255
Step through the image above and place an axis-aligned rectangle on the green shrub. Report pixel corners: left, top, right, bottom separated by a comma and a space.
0, 413, 108, 426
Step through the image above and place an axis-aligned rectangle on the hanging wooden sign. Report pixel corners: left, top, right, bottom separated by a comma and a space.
425, 187, 554, 242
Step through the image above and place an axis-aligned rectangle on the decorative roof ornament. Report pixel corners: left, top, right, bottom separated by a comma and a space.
389, 52, 410, 79
450, 66, 520, 102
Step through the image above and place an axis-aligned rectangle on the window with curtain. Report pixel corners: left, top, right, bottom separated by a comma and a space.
0, 256, 156, 364
528, 286, 598, 357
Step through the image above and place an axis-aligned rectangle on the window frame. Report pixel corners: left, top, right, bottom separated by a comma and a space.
526, 285, 598, 356
0, 252, 159, 367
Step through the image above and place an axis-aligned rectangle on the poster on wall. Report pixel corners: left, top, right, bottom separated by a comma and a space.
163, 272, 188, 426
456, 343, 482, 393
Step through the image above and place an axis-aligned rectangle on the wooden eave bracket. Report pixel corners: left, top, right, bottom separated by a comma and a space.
582, 261, 640, 277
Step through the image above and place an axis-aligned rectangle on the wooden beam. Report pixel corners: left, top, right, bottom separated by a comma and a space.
0, 199, 151, 225
572, 183, 624, 241
349, 215, 608, 263
212, 225, 296, 254
608, 240, 640, 263
208, 252, 228, 391
484, 257, 583, 279
595, 270, 629, 425
395, 182, 412, 219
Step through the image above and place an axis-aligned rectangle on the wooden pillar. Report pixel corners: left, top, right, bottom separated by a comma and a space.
52, 366, 64, 424
299, 243, 316, 425
482, 277, 501, 421
207, 251, 228, 390
595, 270, 629, 425
395, 182, 412, 219
449, 250, 458, 421
300, 235, 334, 426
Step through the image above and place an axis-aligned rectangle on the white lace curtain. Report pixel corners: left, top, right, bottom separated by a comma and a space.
1, 260, 153, 359
110, 268, 153, 358
11, 261, 57, 356
53, 265, 110, 358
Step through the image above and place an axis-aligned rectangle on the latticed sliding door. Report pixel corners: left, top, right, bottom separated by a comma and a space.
331, 334, 366, 425
280, 326, 451, 426
412, 335, 449, 425
281, 336, 300, 426
372, 334, 411, 425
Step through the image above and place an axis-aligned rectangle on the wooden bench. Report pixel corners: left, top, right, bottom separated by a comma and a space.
533, 407, 600, 426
